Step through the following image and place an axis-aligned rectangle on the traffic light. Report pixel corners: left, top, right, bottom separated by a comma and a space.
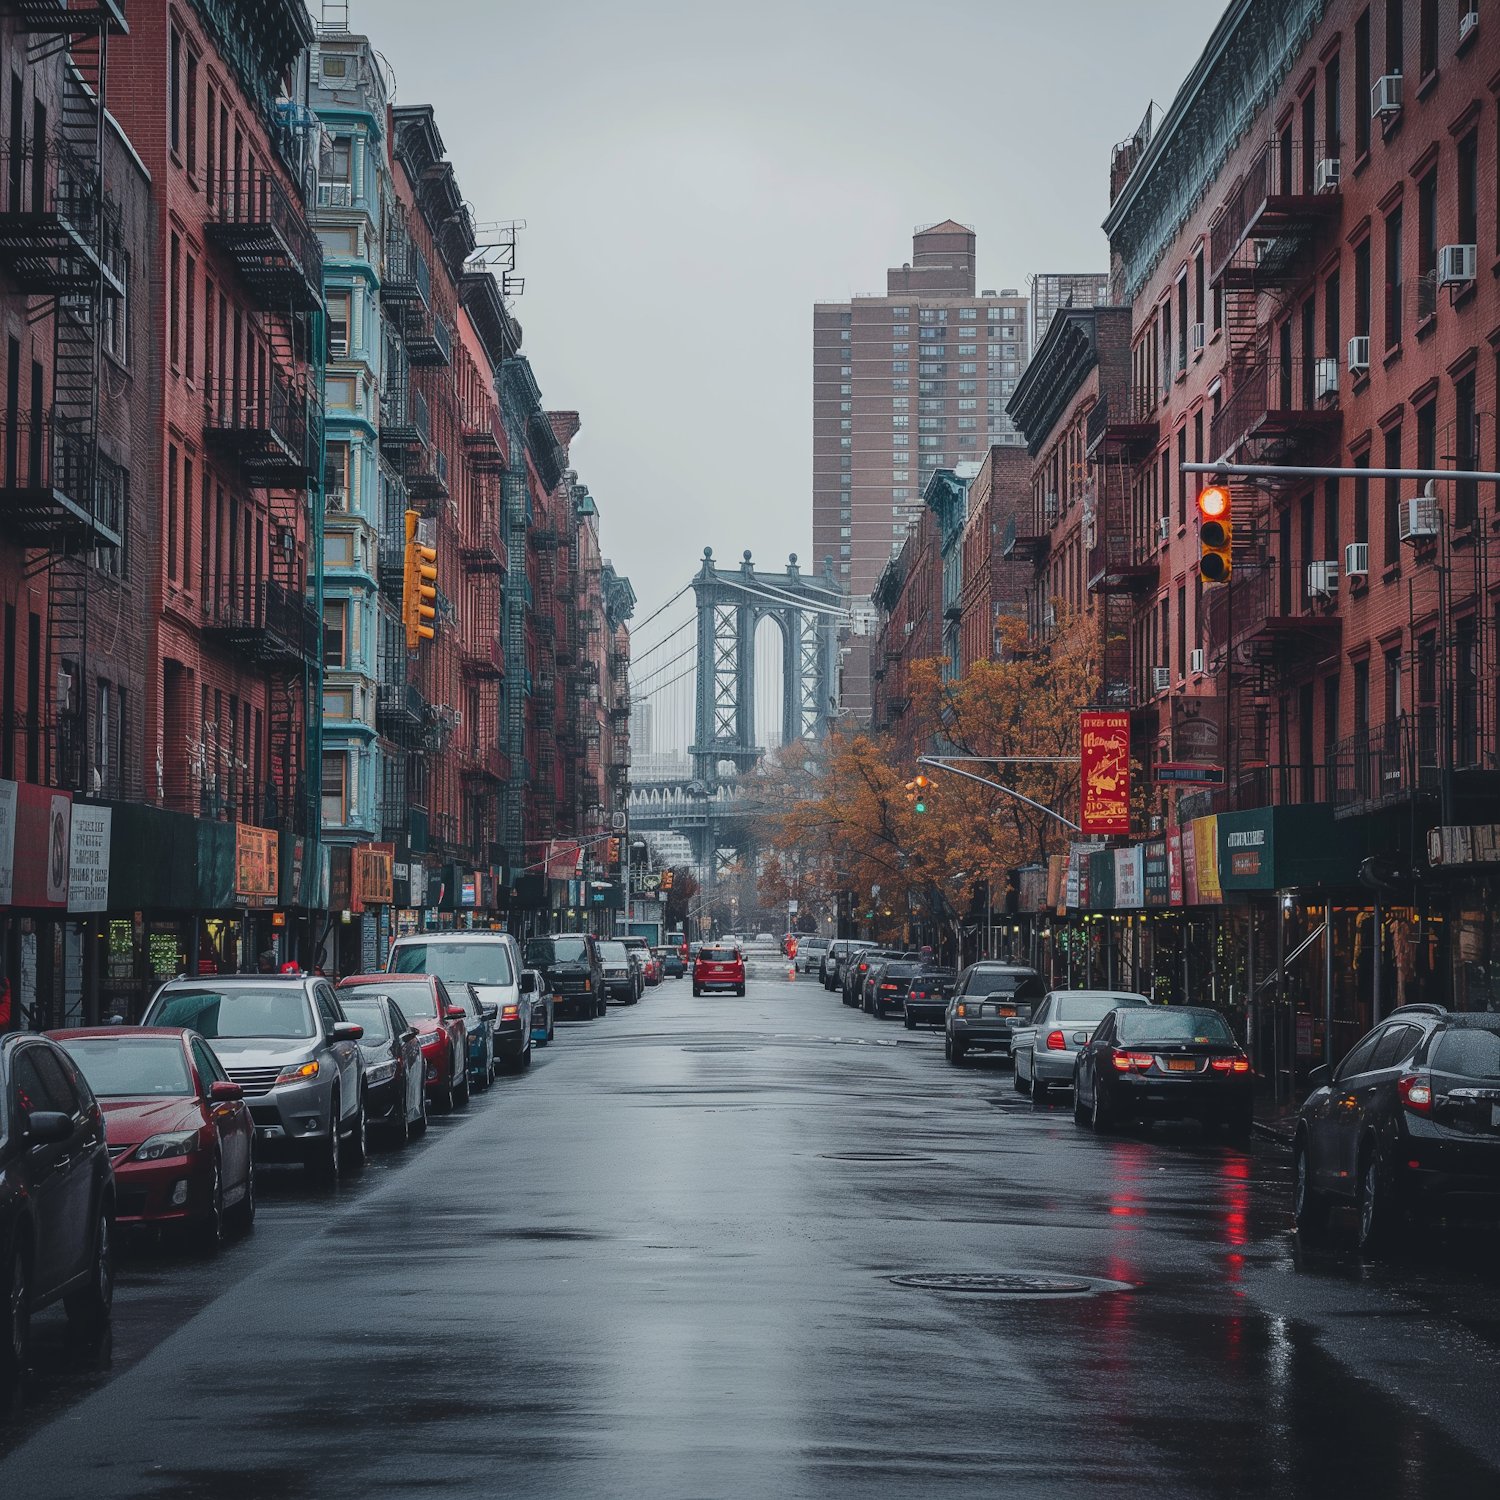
913, 773, 929, 814
1197, 483, 1232, 584
403, 509, 437, 647
661, 870, 674, 891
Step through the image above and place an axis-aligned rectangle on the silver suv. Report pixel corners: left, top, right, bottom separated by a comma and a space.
143, 974, 366, 1180
388, 932, 534, 1072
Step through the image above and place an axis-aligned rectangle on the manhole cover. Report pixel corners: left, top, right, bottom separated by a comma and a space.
890, 1272, 1117, 1297
823, 1150, 928, 1163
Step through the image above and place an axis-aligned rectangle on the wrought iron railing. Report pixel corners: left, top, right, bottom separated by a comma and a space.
1210, 137, 1340, 277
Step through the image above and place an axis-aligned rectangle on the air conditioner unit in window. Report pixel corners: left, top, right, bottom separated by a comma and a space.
1191, 321, 1205, 352
1190, 648, 1206, 675
1157, 515, 1171, 544
1306, 560, 1339, 598
1399, 494, 1441, 540
1314, 357, 1339, 399
1372, 73, 1403, 118
1460, 8, 1479, 45
1439, 244, 1478, 286
1152, 666, 1171, 694
1344, 541, 1369, 579
1347, 335, 1370, 374
1314, 158, 1341, 194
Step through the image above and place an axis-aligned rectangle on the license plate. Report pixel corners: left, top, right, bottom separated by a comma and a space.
1166, 1058, 1196, 1071
996, 1006, 1015, 1017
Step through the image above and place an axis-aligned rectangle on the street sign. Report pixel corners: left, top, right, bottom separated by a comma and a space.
1155, 762, 1226, 785
788, 900, 798, 913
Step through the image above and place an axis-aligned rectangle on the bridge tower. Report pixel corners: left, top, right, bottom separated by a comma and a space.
690, 549, 841, 786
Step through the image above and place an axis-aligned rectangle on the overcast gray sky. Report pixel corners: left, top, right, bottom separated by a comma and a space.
355, 0, 1218, 632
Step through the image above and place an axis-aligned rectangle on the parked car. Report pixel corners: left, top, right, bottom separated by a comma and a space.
795, 937, 830, 975
903, 969, 958, 1028
1294, 1006, 1500, 1251
448, 980, 497, 1089
621, 936, 658, 988
694, 944, 746, 996
844, 949, 912, 1008
822, 939, 874, 990
1073, 1005, 1253, 1140
525, 971, 555, 1045
330, 992, 427, 1144
597, 940, 639, 1005
1, 1033, 115, 1408
338, 974, 467, 1111
52, 1027, 255, 1245
944, 963, 1045, 1064
388, 933, 533, 1073
144, 975, 368, 1180
655, 946, 686, 979
1012, 991, 1153, 1103
865, 957, 944, 1018
524, 934, 605, 1019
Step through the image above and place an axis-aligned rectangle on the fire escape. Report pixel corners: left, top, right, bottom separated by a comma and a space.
0, 3, 127, 792
201, 160, 324, 835
529, 523, 558, 834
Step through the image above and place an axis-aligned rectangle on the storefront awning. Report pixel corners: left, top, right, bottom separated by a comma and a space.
1217, 803, 1363, 891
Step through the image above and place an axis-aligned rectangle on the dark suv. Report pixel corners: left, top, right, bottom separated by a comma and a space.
524, 934, 606, 1019
944, 963, 1045, 1064
1294, 1005, 1500, 1252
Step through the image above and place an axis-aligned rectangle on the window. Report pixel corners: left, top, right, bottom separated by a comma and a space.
890, 380, 907, 393
1385, 0, 1403, 77
328, 135, 352, 182
323, 688, 353, 720
1384, 647, 1402, 724
325, 533, 353, 568
1354, 237, 1371, 336
840, 419, 852, 431
322, 752, 346, 825
957, 418, 977, 430
1384, 206, 1402, 348
1325, 269, 1340, 358
1458, 131, 1478, 247
94, 679, 111, 791
1416, 400, 1435, 473
1383, 424, 1401, 566
958, 362, 977, 375
169, 231, 181, 368
1324, 477, 1339, 560
169, 24, 182, 158
958, 399, 976, 412
1354, 9, 1370, 157
184, 254, 195, 381
891, 416, 907, 429
324, 599, 346, 667
1354, 450, 1369, 543
1457, 370, 1478, 528
1325, 51, 1341, 149
890, 398, 907, 411
326, 291, 350, 358
186, 50, 198, 178
959, 308, 977, 321
1419, 0, 1437, 78
891, 361, 908, 374
166, 444, 178, 584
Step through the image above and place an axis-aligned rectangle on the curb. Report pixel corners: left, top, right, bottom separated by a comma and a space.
1251, 1120, 1295, 1147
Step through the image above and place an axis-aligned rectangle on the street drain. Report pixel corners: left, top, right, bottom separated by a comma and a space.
890, 1271, 1125, 1298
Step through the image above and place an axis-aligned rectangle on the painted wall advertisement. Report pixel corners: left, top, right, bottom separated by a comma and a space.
1167, 828, 1184, 905
1080, 711, 1130, 835
67, 805, 112, 913
1114, 845, 1144, 908
235, 824, 280, 906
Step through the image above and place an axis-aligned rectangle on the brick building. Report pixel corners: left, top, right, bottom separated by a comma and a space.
956, 445, 1030, 670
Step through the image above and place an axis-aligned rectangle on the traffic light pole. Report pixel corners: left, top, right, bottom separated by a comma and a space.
916, 756, 1082, 831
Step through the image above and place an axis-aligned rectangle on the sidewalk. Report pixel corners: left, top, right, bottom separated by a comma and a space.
1251, 1088, 1303, 1146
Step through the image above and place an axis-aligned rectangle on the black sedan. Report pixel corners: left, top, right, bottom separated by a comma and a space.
337, 991, 427, 1145
903, 969, 957, 1028
1073, 1005, 1252, 1140
2, 1033, 116, 1408
844, 949, 913, 1007
1294, 1005, 1500, 1252
866, 959, 949, 1018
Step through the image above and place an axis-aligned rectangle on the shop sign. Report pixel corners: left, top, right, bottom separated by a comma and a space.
10, 783, 70, 909
1167, 829, 1183, 905
1181, 822, 1199, 905
353, 843, 394, 907
67, 805, 112, 913
461, 874, 478, 907
0, 779, 16, 905
1115, 846, 1144, 908
1143, 840, 1169, 907
1191, 816, 1222, 904
235, 824, 280, 905
1427, 825, 1500, 865
1080, 711, 1130, 835
1224, 823, 1268, 880
410, 862, 429, 909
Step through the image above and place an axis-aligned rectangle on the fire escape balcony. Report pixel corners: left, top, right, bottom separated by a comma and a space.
206, 169, 323, 313
379, 378, 427, 459
203, 369, 313, 487
1330, 715, 1438, 819
403, 307, 451, 368
1001, 509, 1050, 564
0, 137, 126, 297
1209, 356, 1341, 466
1084, 385, 1159, 461
1204, 558, 1341, 669
0, 407, 121, 548
3, 0, 127, 31
460, 512, 506, 572
459, 637, 503, 679
1209, 138, 1342, 288
376, 537, 406, 602
459, 744, 509, 782
201, 580, 319, 671
461, 407, 505, 471
403, 442, 448, 504
1087, 520, 1158, 594
376, 681, 430, 749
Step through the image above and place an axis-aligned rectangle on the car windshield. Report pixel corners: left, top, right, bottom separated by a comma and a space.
1057, 995, 1149, 1024
346, 980, 436, 1019
598, 942, 628, 964
59, 1037, 192, 1097
967, 971, 1043, 999
150, 985, 314, 1039
339, 999, 391, 1045
700, 948, 738, 962
1117, 1010, 1234, 1045
526, 936, 589, 966
392, 941, 513, 987
1431, 1025, 1500, 1080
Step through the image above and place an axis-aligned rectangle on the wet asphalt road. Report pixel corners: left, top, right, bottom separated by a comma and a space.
5, 966, 1500, 1498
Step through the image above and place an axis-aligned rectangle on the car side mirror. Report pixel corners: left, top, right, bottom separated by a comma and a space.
403, 1027, 420, 1042
519, 971, 537, 994
330, 1022, 364, 1043
1309, 1064, 1331, 1088
209, 1080, 244, 1102
444, 1006, 466, 1021
481, 1001, 499, 1022
26, 1110, 73, 1145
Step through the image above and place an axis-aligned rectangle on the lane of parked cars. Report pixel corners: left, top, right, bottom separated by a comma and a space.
0, 926, 685, 1417
814, 936, 1500, 1253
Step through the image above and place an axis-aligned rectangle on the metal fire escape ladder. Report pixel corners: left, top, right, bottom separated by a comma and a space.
499, 407, 527, 852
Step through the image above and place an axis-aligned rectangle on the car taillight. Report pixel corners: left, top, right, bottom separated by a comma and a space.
1399, 1073, 1433, 1114
1209, 1056, 1252, 1073
1111, 1050, 1152, 1072
1046, 1030, 1066, 1050
881, 983, 898, 991
502, 1004, 519, 1019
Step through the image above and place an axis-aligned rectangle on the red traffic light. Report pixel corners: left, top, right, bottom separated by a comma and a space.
1197, 484, 1230, 521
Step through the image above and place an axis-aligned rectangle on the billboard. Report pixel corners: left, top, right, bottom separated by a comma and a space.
68, 805, 112, 913
1080, 711, 1130, 835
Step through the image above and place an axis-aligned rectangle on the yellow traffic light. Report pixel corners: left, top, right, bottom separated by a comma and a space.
403, 509, 437, 648
1197, 485, 1232, 584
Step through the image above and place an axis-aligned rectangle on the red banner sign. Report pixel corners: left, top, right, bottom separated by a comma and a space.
1080, 711, 1130, 836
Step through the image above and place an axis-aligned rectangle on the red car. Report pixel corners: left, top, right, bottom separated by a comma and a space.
693, 944, 746, 997
338, 974, 468, 1111
50, 1027, 255, 1248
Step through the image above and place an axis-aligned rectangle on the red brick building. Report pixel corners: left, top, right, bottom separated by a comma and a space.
956, 445, 1030, 669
